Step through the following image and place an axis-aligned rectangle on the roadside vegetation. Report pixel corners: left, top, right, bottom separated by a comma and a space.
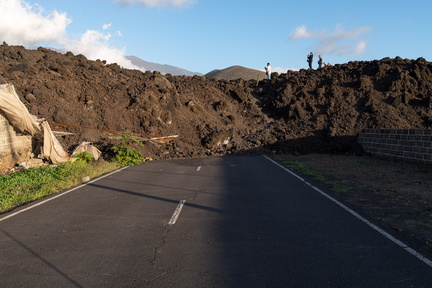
0, 135, 146, 214
0, 156, 117, 213
275, 156, 351, 192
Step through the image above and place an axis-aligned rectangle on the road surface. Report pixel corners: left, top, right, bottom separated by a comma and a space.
1, 155, 431, 287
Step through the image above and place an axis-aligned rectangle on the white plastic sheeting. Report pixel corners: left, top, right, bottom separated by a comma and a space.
0, 83, 70, 164
0, 84, 40, 136
41, 121, 70, 164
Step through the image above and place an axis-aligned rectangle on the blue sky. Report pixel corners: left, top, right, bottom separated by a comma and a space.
1, 0, 431, 74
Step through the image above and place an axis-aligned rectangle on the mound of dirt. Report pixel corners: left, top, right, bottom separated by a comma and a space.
259, 57, 432, 155
1, 43, 432, 162
205, 65, 266, 81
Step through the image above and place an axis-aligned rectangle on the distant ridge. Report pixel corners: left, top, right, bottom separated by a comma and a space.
205, 65, 266, 81
126, 56, 202, 76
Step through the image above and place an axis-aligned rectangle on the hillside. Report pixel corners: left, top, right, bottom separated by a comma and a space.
126, 56, 202, 76
1, 44, 431, 163
205, 65, 266, 81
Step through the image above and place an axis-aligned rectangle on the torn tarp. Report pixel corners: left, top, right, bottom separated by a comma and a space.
41, 120, 70, 164
0, 84, 40, 136
0, 83, 70, 165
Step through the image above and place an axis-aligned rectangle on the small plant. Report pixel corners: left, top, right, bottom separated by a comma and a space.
73, 151, 95, 163
276, 157, 350, 192
112, 133, 144, 166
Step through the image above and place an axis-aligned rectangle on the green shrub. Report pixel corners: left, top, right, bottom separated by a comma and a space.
112, 133, 144, 166
73, 151, 95, 163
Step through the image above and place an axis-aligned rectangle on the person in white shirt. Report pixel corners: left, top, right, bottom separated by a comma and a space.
265, 63, 271, 84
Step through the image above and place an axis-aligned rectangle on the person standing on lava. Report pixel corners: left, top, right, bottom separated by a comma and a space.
307, 52, 313, 69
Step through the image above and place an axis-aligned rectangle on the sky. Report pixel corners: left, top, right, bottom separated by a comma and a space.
1, 0, 431, 74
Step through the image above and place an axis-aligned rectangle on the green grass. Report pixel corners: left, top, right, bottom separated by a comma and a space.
0, 160, 118, 213
275, 157, 350, 192
404, 220, 432, 229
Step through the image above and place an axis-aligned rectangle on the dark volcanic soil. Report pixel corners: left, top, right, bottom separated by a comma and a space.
1, 44, 432, 160
278, 154, 432, 261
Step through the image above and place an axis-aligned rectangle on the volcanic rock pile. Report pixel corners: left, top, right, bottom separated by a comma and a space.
1, 43, 431, 161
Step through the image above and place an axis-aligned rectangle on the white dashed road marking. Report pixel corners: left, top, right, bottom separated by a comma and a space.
169, 200, 186, 225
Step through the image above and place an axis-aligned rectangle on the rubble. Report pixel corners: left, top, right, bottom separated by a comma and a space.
0, 44, 431, 164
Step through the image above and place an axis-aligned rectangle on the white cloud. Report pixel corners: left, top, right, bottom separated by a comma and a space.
289, 25, 312, 39
289, 25, 373, 56
0, 0, 70, 46
59, 29, 137, 69
111, 0, 196, 7
353, 40, 368, 55
0, 0, 139, 70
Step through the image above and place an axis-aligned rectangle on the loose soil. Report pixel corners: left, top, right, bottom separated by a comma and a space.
278, 154, 432, 261
0, 44, 431, 260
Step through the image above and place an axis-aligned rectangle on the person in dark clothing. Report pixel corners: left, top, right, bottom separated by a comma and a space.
265, 63, 271, 80
318, 55, 323, 69
264, 63, 271, 86
307, 52, 313, 69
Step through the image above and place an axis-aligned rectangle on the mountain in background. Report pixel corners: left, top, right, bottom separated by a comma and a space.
205, 65, 266, 81
126, 56, 202, 76
127, 56, 266, 81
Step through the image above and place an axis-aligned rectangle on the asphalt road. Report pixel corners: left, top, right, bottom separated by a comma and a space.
1, 155, 431, 287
